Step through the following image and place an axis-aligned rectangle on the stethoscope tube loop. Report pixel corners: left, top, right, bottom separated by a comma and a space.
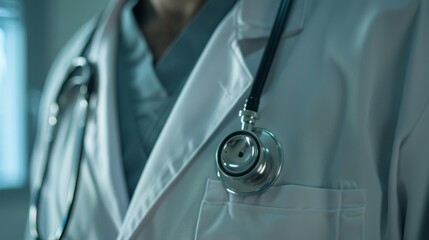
29, 11, 101, 239
29, 57, 94, 240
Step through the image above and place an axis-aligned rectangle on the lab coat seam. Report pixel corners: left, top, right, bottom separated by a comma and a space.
399, 98, 429, 149
392, 2, 428, 142
337, 186, 343, 240
396, 97, 429, 185
199, 200, 365, 213
193, 196, 208, 240
385, 99, 429, 239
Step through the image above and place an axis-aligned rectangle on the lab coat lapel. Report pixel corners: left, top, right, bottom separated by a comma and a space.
119, 0, 307, 237
85, 0, 129, 229
235, 0, 306, 40
119, 8, 251, 238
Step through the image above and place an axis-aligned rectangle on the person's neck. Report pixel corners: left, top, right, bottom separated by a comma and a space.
134, 0, 204, 62
150, 0, 204, 25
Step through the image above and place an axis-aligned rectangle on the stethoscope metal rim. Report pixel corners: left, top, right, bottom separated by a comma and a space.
216, 128, 283, 196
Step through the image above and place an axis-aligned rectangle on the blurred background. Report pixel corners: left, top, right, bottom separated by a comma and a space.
0, 0, 106, 238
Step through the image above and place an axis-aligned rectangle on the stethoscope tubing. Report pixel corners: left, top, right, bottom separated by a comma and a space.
244, 0, 294, 112
29, 23, 98, 240
29, 59, 95, 240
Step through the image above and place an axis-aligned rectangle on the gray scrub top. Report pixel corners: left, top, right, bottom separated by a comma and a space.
116, 0, 237, 196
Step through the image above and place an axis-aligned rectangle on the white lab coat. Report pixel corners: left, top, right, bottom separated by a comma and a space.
30, 0, 429, 239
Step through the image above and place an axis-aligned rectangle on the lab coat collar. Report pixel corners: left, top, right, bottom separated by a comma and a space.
118, 0, 307, 238
235, 0, 307, 40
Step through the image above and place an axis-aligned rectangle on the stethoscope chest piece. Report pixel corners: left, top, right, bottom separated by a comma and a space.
216, 127, 283, 196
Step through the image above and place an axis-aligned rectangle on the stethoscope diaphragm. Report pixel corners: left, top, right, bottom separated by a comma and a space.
216, 128, 283, 196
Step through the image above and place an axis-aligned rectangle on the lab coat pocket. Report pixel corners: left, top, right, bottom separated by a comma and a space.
195, 179, 365, 240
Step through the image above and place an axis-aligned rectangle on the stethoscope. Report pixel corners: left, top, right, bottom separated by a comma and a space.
216, 0, 293, 196
29, 0, 294, 238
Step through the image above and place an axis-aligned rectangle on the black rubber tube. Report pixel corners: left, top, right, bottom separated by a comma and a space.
244, 0, 294, 112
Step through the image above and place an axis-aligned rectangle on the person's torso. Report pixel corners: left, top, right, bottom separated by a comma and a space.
30, 0, 429, 239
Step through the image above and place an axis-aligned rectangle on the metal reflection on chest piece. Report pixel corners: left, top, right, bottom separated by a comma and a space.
216, 128, 283, 196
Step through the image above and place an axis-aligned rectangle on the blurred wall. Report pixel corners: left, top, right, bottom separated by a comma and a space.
0, 0, 106, 239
